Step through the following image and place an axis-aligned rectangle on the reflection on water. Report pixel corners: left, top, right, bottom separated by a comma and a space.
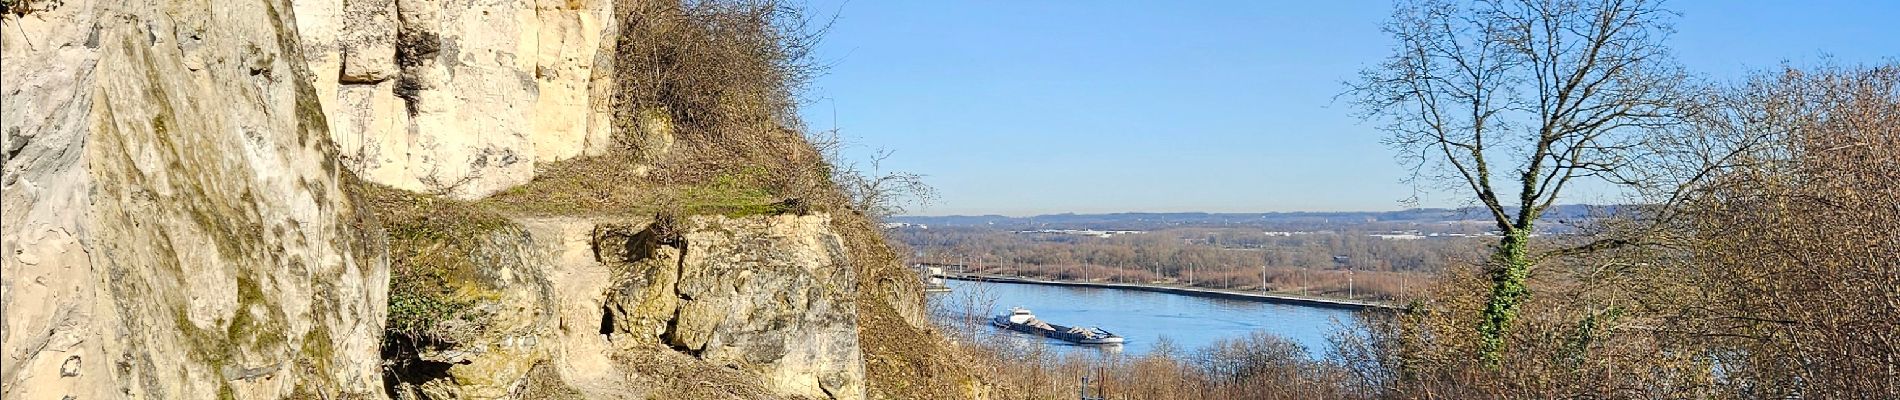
931, 280, 1361, 358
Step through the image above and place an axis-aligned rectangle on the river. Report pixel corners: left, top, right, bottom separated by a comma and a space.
932, 279, 1362, 358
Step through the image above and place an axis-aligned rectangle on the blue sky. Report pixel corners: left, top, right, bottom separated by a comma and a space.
796, 1, 1899, 216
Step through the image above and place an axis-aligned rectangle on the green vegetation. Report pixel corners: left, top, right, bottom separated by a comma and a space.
484, 158, 807, 219
1349, 0, 1686, 364
1475, 230, 1530, 364
346, 0, 951, 397
351, 179, 510, 340
170, 307, 231, 368
676, 168, 795, 217
226, 274, 286, 350
298, 325, 335, 377
165, 272, 292, 387
1, 0, 60, 17
482, 0, 850, 220
921, 3, 1899, 399
368, 0, 850, 352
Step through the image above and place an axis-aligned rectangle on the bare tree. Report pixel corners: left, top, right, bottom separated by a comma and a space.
806, 128, 938, 219
1662, 64, 1900, 398
1349, 0, 1691, 364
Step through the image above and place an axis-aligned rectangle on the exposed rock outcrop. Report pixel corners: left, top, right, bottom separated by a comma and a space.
384, 226, 558, 399
1, 0, 388, 398
654, 215, 863, 400
379, 214, 865, 400
5, 1, 904, 399
521, 215, 866, 400
520, 217, 643, 398
294, 0, 619, 200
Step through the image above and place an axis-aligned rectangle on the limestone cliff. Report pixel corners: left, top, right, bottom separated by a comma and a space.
292, 0, 619, 200
367, 207, 867, 400
2, 0, 388, 398
4, 0, 949, 399
529, 215, 864, 399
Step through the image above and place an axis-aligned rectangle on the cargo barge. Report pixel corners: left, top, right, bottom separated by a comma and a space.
990, 307, 1124, 345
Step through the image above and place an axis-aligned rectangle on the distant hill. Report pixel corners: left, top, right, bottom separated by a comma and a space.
892, 205, 1624, 232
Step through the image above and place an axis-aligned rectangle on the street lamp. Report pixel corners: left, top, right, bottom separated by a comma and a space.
1334, 255, 1352, 300
1260, 264, 1268, 294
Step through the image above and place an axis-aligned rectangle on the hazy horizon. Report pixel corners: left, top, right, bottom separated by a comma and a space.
800, 0, 1899, 216
896, 203, 1615, 218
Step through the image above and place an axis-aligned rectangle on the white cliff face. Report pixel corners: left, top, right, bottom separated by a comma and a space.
294, 0, 618, 200
380, 215, 866, 400
529, 0, 619, 163
523, 215, 867, 400
6, 1, 878, 399
520, 217, 645, 399
1, 0, 388, 398
670, 215, 865, 400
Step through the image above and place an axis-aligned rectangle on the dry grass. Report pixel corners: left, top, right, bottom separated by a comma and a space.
614, 345, 797, 400
485, 0, 847, 220
483, 154, 811, 219
515, 363, 587, 400
1656, 64, 1900, 397
613, 0, 820, 155
348, 178, 512, 340
858, 298, 984, 399
335, 1, 988, 398
829, 206, 998, 400
609, 0, 841, 205
486, 1, 994, 397
1, 0, 61, 16
943, 337, 1356, 400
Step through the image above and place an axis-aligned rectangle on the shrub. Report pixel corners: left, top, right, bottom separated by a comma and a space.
3, 0, 62, 16
350, 179, 510, 341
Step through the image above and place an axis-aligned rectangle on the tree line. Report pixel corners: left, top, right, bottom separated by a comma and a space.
921, 0, 1897, 397
898, 227, 1486, 301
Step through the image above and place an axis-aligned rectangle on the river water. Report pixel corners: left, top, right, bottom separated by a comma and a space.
932, 279, 1362, 358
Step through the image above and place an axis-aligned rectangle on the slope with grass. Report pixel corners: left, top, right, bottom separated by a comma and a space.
303, 0, 982, 399
4, 0, 978, 399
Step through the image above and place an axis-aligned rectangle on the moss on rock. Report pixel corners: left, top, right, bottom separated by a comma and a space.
350, 179, 513, 340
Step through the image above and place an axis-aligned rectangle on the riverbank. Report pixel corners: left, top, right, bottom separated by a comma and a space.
936, 273, 1397, 311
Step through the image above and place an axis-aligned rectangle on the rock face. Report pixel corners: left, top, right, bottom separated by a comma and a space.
293, 0, 619, 200
662, 215, 864, 399
385, 215, 866, 400
6, 1, 877, 399
385, 227, 559, 400
1, 0, 389, 398
525, 215, 866, 400
521, 217, 644, 398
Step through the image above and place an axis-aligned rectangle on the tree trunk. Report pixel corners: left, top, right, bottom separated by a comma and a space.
1478, 229, 1533, 364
